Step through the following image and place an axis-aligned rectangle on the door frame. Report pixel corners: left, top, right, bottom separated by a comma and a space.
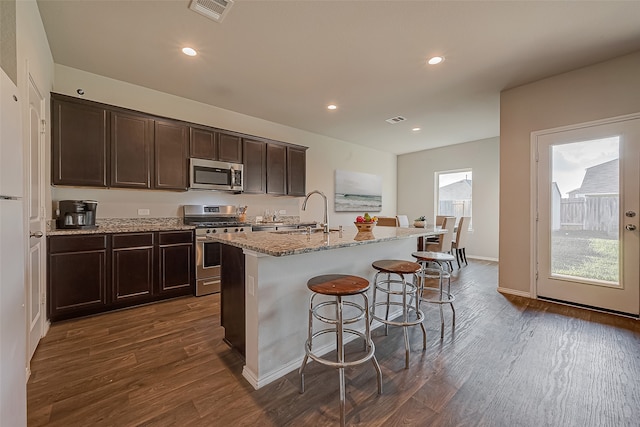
530, 112, 640, 310
24, 62, 48, 368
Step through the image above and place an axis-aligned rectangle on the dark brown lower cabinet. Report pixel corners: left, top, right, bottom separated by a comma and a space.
48, 235, 108, 322
158, 231, 193, 295
48, 231, 194, 322
111, 233, 154, 303
221, 243, 245, 357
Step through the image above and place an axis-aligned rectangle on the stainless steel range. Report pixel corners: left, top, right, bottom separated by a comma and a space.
183, 205, 252, 296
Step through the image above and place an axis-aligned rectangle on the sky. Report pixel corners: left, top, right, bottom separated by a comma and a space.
552, 137, 619, 197
437, 170, 472, 187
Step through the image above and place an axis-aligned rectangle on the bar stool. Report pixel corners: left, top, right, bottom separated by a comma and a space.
412, 251, 456, 339
369, 260, 425, 369
299, 274, 382, 427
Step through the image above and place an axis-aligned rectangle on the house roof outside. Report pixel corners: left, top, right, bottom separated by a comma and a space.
574, 159, 619, 196
440, 179, 472, 200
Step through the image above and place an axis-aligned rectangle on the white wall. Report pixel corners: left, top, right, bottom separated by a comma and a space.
51, 65, 397, 228
397, 137, 500, 260
500, 50, 640, 295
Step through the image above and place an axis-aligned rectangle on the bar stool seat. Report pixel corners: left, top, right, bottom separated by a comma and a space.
370, 260, 426, 369
412, 251, 456, 339
299, 274, 382, 427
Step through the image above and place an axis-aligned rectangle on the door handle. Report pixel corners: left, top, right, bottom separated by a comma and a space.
625, 224, 637, 231
30, 231, 43, 238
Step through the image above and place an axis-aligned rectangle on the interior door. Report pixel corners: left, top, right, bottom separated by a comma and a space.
27, 73, 46, 360
535, 116, 640, 316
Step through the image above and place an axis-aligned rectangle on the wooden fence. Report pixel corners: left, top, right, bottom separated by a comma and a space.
439, 200, 472, 220
560, 196, 619, 233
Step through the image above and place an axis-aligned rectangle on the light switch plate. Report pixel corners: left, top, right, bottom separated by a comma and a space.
138, 208, 150, 216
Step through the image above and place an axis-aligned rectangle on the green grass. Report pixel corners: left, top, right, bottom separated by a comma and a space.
551, 230, 619, 283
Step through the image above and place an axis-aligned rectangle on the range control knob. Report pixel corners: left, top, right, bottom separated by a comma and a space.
234, 228, 240, 232
210, 229, 217, 234
206, 229, 211, 234
223, 228, 228, 233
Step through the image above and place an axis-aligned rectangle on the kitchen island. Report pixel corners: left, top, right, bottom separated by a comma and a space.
210, 226, 441, 389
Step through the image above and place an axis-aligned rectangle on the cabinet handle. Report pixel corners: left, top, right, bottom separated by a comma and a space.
30, 231, 44, 238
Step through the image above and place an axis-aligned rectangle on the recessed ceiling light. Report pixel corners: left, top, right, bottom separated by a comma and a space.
182, 47, 197, 56
327, 104, 337, 110
427, 56, 444, 65
412, 127, 421, 132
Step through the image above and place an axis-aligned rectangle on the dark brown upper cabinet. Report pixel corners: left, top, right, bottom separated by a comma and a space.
242, 138, 267, 194
189, 125, 217, 160
50, 93, 306, 194
287, 146, 306, 196
218, 131, 243, 163
52, 95, 109, 187
110, 111, 154, 189
154, 120, 189, 190
266, 143, 287, 195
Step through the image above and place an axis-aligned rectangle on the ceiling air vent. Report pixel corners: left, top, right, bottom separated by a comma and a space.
189, 0, 234, 23
385, 116, 406, 124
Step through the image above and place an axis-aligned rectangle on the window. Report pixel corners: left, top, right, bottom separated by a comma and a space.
436, 169, 472, 228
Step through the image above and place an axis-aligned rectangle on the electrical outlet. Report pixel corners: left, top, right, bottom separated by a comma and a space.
279, 209, 286, 215
137, 208, 150, 216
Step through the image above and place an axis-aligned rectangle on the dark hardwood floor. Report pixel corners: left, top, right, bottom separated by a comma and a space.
28, 260, 640, 426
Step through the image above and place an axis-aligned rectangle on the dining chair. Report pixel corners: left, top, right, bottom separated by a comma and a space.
425, 216, 455, 269
435, 215, 447, 227
452, 216, 471, 268
396, 215, 410, 228
376, 216, 398, 226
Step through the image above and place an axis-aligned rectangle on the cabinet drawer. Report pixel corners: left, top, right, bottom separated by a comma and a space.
158, 231, 193, 245
112, 233, 154, 249
49, 235, 107, 254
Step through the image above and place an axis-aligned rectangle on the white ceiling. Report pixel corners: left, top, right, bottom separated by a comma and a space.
37, 0, 640, 155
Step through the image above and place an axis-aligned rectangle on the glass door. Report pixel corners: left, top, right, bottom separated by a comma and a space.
535, 117, 640, 316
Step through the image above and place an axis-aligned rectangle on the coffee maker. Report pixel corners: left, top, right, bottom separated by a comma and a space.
57, 200, 98, 229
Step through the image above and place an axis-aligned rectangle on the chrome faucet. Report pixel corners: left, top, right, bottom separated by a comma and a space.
302, 190, 329, 233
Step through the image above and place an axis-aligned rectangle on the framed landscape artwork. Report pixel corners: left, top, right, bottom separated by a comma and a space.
334, 170, 382, 212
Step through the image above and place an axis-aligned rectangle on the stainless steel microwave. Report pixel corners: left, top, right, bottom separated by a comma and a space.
189, 158, 243, 192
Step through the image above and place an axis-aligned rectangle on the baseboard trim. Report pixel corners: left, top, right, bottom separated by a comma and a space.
466, 255, 499, 262
497, 287, 531, 298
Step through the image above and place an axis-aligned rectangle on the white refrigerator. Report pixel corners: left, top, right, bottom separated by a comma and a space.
0, 67, 27, 425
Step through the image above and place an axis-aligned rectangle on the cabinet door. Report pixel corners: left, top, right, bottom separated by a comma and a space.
189, 126, 217, 160
218, 131, 243, 163
52, 96, 109, 187
158, 231, 193, 295
110, 111, 154, 188
287, 146, 306, 196
242, 138, 266, 194
154, 120, 188, 190
266, 143, 287, 195
48, 235, 108, 322
111, 233, 154, 302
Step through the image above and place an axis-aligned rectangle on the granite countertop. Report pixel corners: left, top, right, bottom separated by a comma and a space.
46, 218, 194, 236
207, 226, 441, 257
